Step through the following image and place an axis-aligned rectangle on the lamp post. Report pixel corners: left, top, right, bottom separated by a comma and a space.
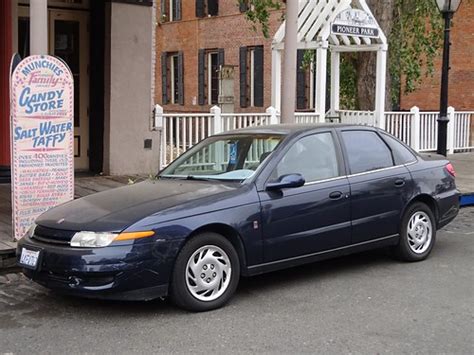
435, 0, 462, 156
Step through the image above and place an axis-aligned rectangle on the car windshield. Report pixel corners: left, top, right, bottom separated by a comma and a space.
159, 134, 284, 181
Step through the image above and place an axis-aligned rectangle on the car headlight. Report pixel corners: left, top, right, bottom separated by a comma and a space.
70, 230, 155, 248
25, 223, 37, 239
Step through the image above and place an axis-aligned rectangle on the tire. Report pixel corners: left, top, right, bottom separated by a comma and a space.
393, 202, 436, 262
170, 232, 240, 312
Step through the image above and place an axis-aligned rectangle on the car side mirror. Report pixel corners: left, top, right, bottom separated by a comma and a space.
266, 174, 305, 191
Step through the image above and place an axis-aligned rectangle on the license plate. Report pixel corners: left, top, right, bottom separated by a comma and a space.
19, 248, 41, 270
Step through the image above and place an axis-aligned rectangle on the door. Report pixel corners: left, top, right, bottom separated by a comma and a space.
339, 129, 412, 243
17, 7, 90, 170
258, 131, 351, 262
49, 10, 89, 170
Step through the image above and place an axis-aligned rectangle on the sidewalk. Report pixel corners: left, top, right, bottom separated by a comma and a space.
1, 153, 473, 262
0, 175, 146, 263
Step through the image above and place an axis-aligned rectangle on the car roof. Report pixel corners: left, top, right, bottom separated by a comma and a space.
214, 123, 376, 136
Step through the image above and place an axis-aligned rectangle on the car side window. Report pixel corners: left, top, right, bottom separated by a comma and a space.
272, 132, 339, 183
342, 130, 394, 174
381, 133, 417, 165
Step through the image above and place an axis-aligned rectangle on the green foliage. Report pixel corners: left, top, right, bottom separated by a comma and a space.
241, 0, 449, 108
339, 54, 358, 110
239, 0, 283, 38
390, 0, 444, 106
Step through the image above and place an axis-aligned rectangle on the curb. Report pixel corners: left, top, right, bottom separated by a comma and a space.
460, 193, 474, 207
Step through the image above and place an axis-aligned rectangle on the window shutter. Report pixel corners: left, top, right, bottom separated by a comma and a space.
239, 0, 248, 12
208, 0, 219, 16
177, 51, 184, 105
161, 52, 168, 104
175, 0, 182, 21
296, 49, 306, 110
239, 46, 248, 108
196, 0, 205, 18
253, 46, 264, 107
198, 49, 205, 105
217, 48, 225, 67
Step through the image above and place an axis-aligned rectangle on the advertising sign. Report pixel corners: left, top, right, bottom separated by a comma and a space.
10, 55, 74, 240
331, 8, 380, 39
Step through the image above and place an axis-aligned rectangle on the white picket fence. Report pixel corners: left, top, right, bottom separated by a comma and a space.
154, 104, 473, 168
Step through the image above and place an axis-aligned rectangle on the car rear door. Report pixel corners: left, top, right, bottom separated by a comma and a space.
257, 130, 351, 262
339, 129, 413, 244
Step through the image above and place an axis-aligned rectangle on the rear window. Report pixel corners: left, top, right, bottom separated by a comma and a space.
342, 130, 394, 174
381, 133, 417, 165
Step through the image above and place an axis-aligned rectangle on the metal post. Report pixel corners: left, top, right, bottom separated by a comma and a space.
280, 0, 298, 124
30, 0, 48, 55
437, 12, 453, 156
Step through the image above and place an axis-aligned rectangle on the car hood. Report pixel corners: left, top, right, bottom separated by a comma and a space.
36, 179, 242, 232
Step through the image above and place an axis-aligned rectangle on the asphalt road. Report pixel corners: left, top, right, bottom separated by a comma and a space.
1, 208, 473, 354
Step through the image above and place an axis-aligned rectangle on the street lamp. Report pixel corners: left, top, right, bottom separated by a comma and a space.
435, 0, 462, 156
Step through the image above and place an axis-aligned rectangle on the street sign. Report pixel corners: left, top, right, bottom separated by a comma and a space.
10, 55, 74, 240
331, 8, 380, 39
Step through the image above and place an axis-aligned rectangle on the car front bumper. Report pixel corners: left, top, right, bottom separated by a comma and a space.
16, 235, 174, 301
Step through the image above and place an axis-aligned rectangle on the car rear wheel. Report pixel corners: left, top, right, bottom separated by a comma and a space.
170, 232, 240, 312
393, 202, 436, 261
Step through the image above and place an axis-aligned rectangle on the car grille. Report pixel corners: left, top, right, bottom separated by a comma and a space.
32, 225, 76, 245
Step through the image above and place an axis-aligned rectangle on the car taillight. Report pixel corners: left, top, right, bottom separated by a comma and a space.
445, 163, 456, 177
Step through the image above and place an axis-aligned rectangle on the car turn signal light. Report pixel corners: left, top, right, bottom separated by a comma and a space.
114, 231, 155, 241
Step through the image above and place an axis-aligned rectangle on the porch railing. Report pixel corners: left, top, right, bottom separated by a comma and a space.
154, 104, 473, 169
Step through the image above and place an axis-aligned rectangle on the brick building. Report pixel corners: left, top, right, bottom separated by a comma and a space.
156, 0, 286, 114
400, 1, 474, 111
157, 1, 473, 114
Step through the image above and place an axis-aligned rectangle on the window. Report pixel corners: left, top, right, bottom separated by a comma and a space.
239, 0, 253, 12
161, 134, 283, 181
161, 0, 182, 22
272, 133, 339, 183
342, 131, 394, 174
381, 133, 417, 165
196, 0, 219, 17
161, 51, 184, 105
198, 49, 224, 105
240, 46, 264, 108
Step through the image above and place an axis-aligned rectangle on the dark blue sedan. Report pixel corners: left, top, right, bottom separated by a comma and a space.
17, 124, 460, 311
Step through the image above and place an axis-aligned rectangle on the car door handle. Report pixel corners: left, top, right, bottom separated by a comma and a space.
329, 191, 343, 200
394, 179, 406, 187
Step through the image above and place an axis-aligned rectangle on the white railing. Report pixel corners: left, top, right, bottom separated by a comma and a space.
385, 111, 413, 146
295, 112, 323, 124
453, 111, 473, 151
337, 110, 376, 125
155, 104, 473, 168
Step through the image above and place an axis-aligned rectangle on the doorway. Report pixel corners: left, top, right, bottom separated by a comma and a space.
18, 6, 90, 171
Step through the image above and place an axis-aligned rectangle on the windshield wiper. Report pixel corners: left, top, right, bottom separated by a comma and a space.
185, 175, 218, 181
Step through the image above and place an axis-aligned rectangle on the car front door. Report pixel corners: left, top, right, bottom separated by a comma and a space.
339, 129, 413, 244
257, 131, 351, 262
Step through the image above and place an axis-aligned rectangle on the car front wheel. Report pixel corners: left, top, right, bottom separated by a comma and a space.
170, 232, 240, 312
394, 202, 436, 261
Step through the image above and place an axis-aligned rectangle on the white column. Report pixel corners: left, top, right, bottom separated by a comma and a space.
280, 0, 298, 124
410, 106, 421, 152
271, 49, 282, 113
447, 106, 455, 155
315, 43, 328, 123
330, 50, 340, 116
375, 47, 388, 129
30, 0, 48, 55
